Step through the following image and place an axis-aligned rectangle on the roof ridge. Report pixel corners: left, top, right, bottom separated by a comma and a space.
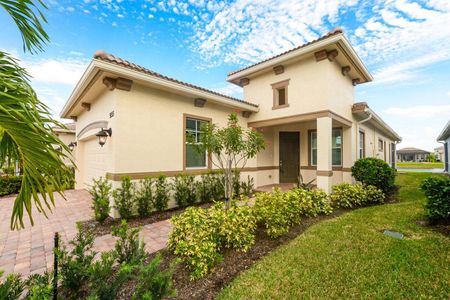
227, 27, 344, 77
92, 50, 258, 108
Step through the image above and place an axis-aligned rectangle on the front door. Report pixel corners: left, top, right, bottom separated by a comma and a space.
279, 132, 300, 183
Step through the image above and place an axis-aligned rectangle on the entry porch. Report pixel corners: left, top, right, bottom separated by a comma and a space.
252, 111, 356, 193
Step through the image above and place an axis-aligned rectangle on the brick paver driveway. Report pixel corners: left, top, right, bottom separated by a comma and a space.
0, 189, 172, 279
0, 189, 92, 277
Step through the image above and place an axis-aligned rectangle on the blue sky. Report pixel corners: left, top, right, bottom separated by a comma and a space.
1, 0, 449, 151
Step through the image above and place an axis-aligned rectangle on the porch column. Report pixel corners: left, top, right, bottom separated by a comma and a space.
316, 116, 333, 193
342, 125, 356, 183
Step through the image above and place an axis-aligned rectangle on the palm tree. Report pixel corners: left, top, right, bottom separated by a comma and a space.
0, 0, 73, 229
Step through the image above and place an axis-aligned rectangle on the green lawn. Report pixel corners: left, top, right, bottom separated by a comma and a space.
397, 161, 444, 169
218, 173, 450, 299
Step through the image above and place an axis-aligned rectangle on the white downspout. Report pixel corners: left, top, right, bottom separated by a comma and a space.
355, 110, 373, 160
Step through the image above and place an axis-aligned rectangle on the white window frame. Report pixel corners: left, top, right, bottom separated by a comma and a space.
185, 117, 208, 169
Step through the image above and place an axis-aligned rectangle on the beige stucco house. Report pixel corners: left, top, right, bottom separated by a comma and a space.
60, 29, 401, 194
53, 123, 76, 167
437, 120, 450, 173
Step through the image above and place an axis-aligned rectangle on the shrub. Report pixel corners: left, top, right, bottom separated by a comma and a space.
196, 172, 224, 203
241, 175, 255, 197
168, 202, 256, 279
420, 176, 450, 223
113, 176, 135, 220
254, 188, 296, 238
56, 224, 96, 297
173, 174, 197, 207
365, 185, 385, 204
112, 220, 146, 264
0, 176, 22, 196
351, 157, 396, 193
88, 251, 136, 300
330, 183, 385, 208
154, 175, 169, 211
232, 171, 241, 198
132, 254, 176, 300
288, 188, 333, 217
0, 271, 24, 300
330, 183, 365, 208
90, 177, 112, 223
26, 272, 53, 300
136, 177, 153, 218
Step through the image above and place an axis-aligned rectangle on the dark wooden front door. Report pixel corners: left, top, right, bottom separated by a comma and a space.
279, 132, 299, 183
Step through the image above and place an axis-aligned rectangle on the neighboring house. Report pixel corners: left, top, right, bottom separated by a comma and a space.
434, 145, 445, 162
396, 147, 430, 162
437, 120, 450, 173
60, 29, 401, 195
53, 123, 76, 167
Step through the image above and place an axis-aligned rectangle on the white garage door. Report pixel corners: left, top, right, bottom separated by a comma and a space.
82, 138, 107, 187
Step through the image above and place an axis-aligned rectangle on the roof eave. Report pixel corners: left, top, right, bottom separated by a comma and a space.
353, 105, 401, 142
226, 34, 372, 84
437, 120, 450, 141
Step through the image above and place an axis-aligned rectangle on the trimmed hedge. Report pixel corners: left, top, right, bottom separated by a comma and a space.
0, 176, 22, 196
420, 176, 450, 223
330, 183, 385, 208
351, 158, 396, 193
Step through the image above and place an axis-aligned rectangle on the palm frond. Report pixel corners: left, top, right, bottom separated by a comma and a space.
0, 0, 49, 53
0, 52, 73, 229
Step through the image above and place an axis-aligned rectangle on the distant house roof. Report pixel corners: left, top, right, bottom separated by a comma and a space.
437, 120, 450, 141
227, 28, 372, 86
352, 102, 402, 141
91, 51, 257, 108
397, 147, 430, 154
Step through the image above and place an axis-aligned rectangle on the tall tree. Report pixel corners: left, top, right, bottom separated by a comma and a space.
1, 0, 73, 229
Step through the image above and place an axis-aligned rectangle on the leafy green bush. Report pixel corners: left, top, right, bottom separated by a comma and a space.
254, 188, 297, 238
420, 176, 450, 223
90, 177, 112, 223
56, 224, 96, 297
351, 157, 396, 193
196, 172, 224, 203
0, 270, 24, 300
136, 177, 153, 218
112, 220, 146, 264
168, 202, 256, 279
288, 188, 333, 217
88, 250, 136, 300
132, 254, 176, 300
173, 174, 197, 207
154, 175, 169, 211
113, 176, 135, 220
26, 272, 53, 300
330, 183, 384, 208
241, 175, 255, 197
0, 176, 22, 196
232, 171, 241, 198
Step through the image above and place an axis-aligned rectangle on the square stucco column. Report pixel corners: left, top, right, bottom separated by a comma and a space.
342, 125, 356, 183
316, 116, 333, 193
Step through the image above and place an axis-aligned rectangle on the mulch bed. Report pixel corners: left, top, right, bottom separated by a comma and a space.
79, 202, 213, 237
117, 209, 349, 300
416, 219, 450, 236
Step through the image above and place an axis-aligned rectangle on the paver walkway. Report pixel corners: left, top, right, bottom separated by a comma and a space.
0, 190, 172, 279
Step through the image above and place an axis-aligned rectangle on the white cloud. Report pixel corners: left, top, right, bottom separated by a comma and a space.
385, 105, 450, 118
24, 58, 88, 86
211, 83, 243, 98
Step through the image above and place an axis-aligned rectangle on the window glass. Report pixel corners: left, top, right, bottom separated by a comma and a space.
359, 131, 365, 158
311, 131, 317, 165
185, 118, 207, 168
278, 88, 286, 105
332, 129, 342, 166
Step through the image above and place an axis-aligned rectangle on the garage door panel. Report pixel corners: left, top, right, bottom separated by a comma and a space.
83, 139, 107, 187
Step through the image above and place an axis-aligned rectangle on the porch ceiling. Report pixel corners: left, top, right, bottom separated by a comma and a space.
248, 110, 352, 128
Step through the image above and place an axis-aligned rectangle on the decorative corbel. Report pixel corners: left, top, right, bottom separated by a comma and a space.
352, 78, 361, 86
314, 50, 328, 61
194, 98, 207, 107
240, 78, 250, 86
273, 65, 284, 75
102, 77, 116, 90
341, 66, 351, 76
116, 77, 133, 91
81, 102, 91, 111
241, 111, 252, 118
327, 49, 338, 61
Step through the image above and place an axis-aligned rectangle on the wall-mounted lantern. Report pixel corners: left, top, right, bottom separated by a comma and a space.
68, 141, 77, 151
96, 128, 112, 147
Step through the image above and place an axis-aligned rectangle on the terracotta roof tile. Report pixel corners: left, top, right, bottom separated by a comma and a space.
227, 28, 344, 77
93, 50, 258, 108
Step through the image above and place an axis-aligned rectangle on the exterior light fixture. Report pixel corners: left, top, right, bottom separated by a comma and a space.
96, 128, 112, 147
68, 141, 77, 151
